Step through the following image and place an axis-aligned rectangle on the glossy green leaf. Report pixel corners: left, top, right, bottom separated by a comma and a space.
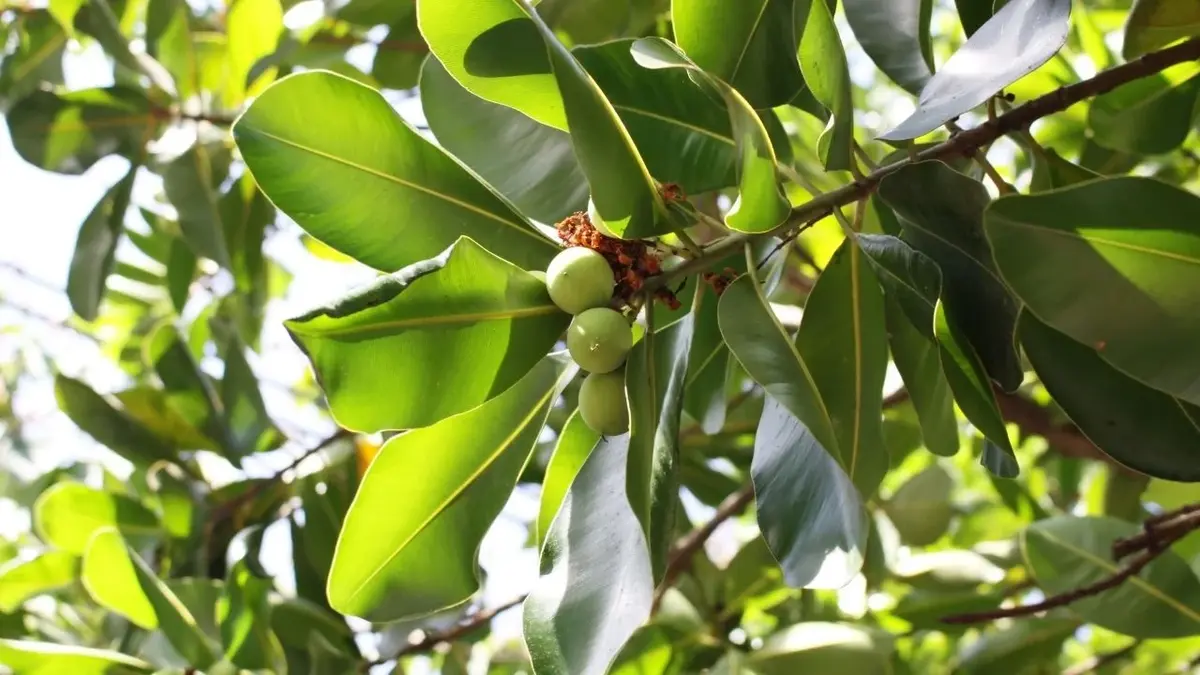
985, 176, 1200, 405
537, 410, 601, 547
795, 238, 890, 496
1025, 515, 1200, 637
81, 527, 157, 629
670, 0, 803, 108
1019, 312, 1200, 482
218, 561, 283, 670
417, 0, 565, 129
233, 70, 557, 272
0, 640, 153, 674
630, 37, 790, 234
1124, 0, 1200, 58
328, 354, 575, 621
745, 622, 893, 674
34, 481, 160, 554
0, 11, 67, 108
420, 56, 587, 224
884, 464, 954, 546
878, 161, 1022, 392
954, 617, 1079, 674
0, 551, 78, 613
934, 300, 1018, 478
287, 236, 569, 433
225, 0, 283, 105
845, 0, 935, 94
524, 434, 654, 675
798, 0, 854, 171
886, 300, 958, 457
754, 397, 868, 589
55, 375, 180, 465
66, 164, 137, 322
879, 0, 1071, 141
1089, 72, 1200, 155
112, 385, 215, 452
7, 86, 155, 175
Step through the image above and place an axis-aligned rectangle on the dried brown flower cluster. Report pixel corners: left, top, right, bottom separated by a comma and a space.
554, 211, 681, 310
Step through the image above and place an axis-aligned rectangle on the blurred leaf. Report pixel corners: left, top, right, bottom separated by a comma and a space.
1025, 515, 1200, 637
985, 176, 1200, 406
954, 617, 1079, 674
34, 481, 160, 554
81, 527, 157, 629
286, 236, 569, 433
894, 549, 1006, 589
877, 161, 1022, 392
1123, 0, 1200, 58
217, 173, 273, 348
537, 409, 600, 547
891, 588, 1004, 631
0, 551, 78, 613
845, 0, 934, 94
217, 334, 284, 458
226, 0, 283, 105
145, 325, 227, 454
328, 355, 575, 621
683, 284, 732, 435
0, 639, 153, 674
524, 434, 654, 675
885, 300, 958, 457
609, 626, 676, 675
233, 70, 557, 272
1029, 147, 1101, 191
745, 622, 893, 674
0, 10, 67, 108
73, 0, 175, 94
164, 142, 232, 269
880, 0, 1071, 141
7, 86, 156, 175
218, 561, 283, 670
671, 0, 803, 108
798, 0, 854, 171
884, 464, 954, 547
113, 386, 216, 451
372, 9, 425, 90
67, 164, 138, 322
1089, 71, 1200, 155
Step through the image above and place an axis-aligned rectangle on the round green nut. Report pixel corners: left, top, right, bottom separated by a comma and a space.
545, 246, 614, 315
566, 307, 632, 374
579, 370, 629, 436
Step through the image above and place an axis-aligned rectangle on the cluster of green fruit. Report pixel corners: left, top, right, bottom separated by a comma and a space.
543, 246, 634, 436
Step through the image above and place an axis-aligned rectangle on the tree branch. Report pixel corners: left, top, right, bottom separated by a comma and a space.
652, 483, 756, 610
359, 595, 527, 671
647, 36, 1200, 290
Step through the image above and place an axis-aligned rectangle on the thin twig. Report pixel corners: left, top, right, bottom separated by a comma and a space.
1113, 503, 1200, 560
645, 37, 1200, 291
360, 595, 527, 671
652, 484, 756, 610
947, 121, 1014, 193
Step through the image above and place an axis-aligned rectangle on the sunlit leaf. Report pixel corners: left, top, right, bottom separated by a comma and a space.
537, 409, 600, 547
0, 551, 78, 613
0, 639, 153, 674
798, 0, 855, 171
34, 481, 160, 554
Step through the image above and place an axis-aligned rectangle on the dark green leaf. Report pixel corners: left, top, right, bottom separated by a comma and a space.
798, 0, 855, 171
954, 617, 1078, 674
954, 0, 995, 36
984, 176, 1200, 405
217, 173, 274, 348
879, 0, 1071, 141
0, 11, 67, 108
1029, 148, 1101, 191
73, 0, 176, 95
683, 281, 734, 435
745, 622, 893, 674
218, 561, 283, 670
225, 0, 283, 105
671, 0, 804, 108
217, 334, 284, 458
1019, 312, 1200, 482
234, 70, 557, 272
1123, 0, 1200, 58
0, 639, 153, 674
1088, 72, 1200, 155
855, 233, 941, 339
0, 551, 78, 613
164, 142, 232, 269
845, 0, 935, 94
524, 434, 654, 675
537, 409, 600, 546
327, 355, 575, 621
145, 325, 227, 454
34, 482, 160, 554
125, 543, 219, 667
286, 236, 570, 432
54, 375, 179, 466
7, 86, 156, 175
371, 9, 425, 90
886, 300, 959, 457
67, 164, 138, 322
878, 161, 1022, 392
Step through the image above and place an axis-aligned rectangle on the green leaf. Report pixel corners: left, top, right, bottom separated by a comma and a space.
218, 561, 283, 670
67, 163, 138, 322
1029, 148, 1102, 191
1123, 0, 1200, 58
0, 551, 78, 613
683, 284, 732, 435
218, 334, 284, 458
1024, 515, 1200, 637
1019, 312, 1200, 482
372, 10, 426, 90
753, 397, 868, 589
934, 300, 1018, 478
419, 56, 588, 224
953, 617, 1079, 674
670, 0, 804, 108
164, 141, 232, 269
0, 639, 153, 674
745, 622, 893, 674
145, 325, 227, 454
327, 354, 575, 621
128, 546, 220, 667
81, 527, 157, 629
226, 0, 283, 105
954, 0, 995, 36
886, 300, 958, 457
233, 70, 557, 272
878, 161, 1022, 392
34, 481, 160, 554
795, 238, 890, 496
7, 86, 156, 175
417, 0, 565, 129
798, 0, 855, 171
1088, 71, 1200, 155
845, 0, 935, 94
629, 38, 791, 234
217, 173, 274, 348
286, 236, 569, 432
73, 0, 176, 95
112, 386, 216, 452
855, 233, 942, 340
884, 464, 954, 546
55, 375, 180, 465
0, 11, 67, 108
879, 0, 1071, 141
537, 409, 600, 547
891, 588, 1003, 631
984, 176, 1200, 405
524, 434, 654, 675
719, 250, 839, 454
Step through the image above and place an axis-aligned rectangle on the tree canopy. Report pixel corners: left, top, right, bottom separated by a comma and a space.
3, 0, 1200, 673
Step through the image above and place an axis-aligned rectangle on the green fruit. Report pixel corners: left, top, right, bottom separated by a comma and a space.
579, 370, 629, 435
588, 196, 620, 238
567, 307, 632, 374
545, 247, 614, 315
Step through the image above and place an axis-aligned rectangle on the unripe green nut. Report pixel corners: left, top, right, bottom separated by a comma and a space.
579, 370, 629, 436
567, 307, 632, 374
545, 247, 614, 315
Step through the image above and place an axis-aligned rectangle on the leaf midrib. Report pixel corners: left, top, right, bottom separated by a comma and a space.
993, 218, 1200, 268
290, 304, 561, 339
728, 0, 771, 86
